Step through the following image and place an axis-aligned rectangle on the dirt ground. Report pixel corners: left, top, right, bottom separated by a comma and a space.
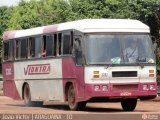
0, 96, 160, 114
0, 95, 160, 120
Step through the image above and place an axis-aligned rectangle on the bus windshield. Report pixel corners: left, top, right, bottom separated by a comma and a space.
85, 34, 155, 65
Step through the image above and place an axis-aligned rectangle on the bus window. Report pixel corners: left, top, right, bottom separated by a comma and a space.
46, 35, 53, 56
58, 33, 62, 55
53, 34, 57, 56
3, 41, 9, 61
70, 31, 73, 54
42, 36, 47, 57
20, 39, 28, 59
62, 32, 71, 55
29, 36, 42, 58
74, 37, 83, 65
29, 37, 35, 58
10, 40, 15, 60
35, 36, 42, 58
3, 40, 15, 61
15, 40, 20, 60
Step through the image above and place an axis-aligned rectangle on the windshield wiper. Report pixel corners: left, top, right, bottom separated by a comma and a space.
135, 62, 144, 68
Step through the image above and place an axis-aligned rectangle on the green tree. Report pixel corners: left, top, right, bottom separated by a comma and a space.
0, 6, 13, 60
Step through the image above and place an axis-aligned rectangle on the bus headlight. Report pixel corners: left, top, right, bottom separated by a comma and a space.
149, 85, 156, 90
94, 85, 100, 91
143, 85, 149, 91
102, 85, 108, 91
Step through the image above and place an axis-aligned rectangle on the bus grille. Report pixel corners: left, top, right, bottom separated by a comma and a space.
112, 84, 138, 91
112, 71, 137, 77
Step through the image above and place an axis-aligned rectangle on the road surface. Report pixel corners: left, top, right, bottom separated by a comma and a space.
0, 96, 160, 120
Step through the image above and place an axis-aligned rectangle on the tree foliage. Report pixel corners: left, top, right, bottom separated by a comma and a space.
0, 0, 160, 60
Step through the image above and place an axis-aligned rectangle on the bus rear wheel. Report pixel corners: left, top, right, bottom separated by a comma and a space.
121, 98, 137, 111
68, 85, 86, 111
23, 84, 43, 107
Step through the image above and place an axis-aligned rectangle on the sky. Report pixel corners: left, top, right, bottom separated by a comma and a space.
0, 0, 21, 6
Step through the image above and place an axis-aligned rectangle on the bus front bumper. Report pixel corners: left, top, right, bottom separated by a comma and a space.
84, 82, 157, 101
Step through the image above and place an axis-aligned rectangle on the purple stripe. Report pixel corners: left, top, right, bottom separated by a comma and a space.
3, 31, 18, 40
43, 24, 58, 34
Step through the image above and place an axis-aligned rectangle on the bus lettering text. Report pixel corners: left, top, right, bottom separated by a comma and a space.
6, 68, 12, 75
24, 64, 50, 75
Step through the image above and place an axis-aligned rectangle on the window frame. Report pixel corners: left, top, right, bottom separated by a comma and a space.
2, 30, 75, 62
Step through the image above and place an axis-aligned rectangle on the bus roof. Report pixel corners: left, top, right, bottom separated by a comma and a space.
3, 19, 150, 40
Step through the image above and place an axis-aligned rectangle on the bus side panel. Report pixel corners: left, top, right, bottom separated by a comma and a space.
14, 59, 64, 102
27, 80, 64, 101
62, 58, 85, 101
2, 63, 21, 100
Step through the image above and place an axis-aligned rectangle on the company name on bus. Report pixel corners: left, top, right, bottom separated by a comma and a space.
24, 64, 50, 75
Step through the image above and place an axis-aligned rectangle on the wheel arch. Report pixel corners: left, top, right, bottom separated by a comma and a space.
22, 82, 29, 100
65, 82, 73, 101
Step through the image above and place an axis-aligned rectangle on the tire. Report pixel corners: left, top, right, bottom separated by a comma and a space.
121, 98, 137, 111
68, 85, 86, 111
23, 84, 43, 107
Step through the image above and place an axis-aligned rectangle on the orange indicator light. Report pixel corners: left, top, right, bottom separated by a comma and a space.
149, 70, 154, 73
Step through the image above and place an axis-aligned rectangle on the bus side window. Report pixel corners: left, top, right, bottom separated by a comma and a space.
20, 38, 28, 59
43, 35, 54, 57
42, 35, 47, 57
3, 41, 9, 61
28, 37, 35, 58
29, 36, 42, 58
3, 40, 15, 61
53, 34, 57, 56
10, 40, 15, 61
74, 37, 83, 65
58, 33, 62, 55
62, 32, 71, 55
15, 40, 20, 60
35, 36, 42, 58
70, 31, 74, 54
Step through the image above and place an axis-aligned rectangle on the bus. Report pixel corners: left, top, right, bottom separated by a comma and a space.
2, 19, 157, 111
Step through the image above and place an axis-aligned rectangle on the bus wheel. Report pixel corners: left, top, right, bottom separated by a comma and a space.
121, 98, 137, 111
23, 84, 43, 107
68, 85, 86, 111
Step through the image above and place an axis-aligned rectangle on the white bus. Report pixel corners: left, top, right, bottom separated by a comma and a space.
2, 19, 157, 111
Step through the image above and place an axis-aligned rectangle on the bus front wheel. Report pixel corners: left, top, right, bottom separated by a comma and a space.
23, 84, 43, 107
121, 98, 137, 111
68, 85, 86, 111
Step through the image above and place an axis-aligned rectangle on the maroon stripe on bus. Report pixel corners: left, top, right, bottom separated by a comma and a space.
62, 58, 85, 101
3, 81, 21, 100
3, 30, 18, 40
2, 63, 14, 80
43, 25, 58, 34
